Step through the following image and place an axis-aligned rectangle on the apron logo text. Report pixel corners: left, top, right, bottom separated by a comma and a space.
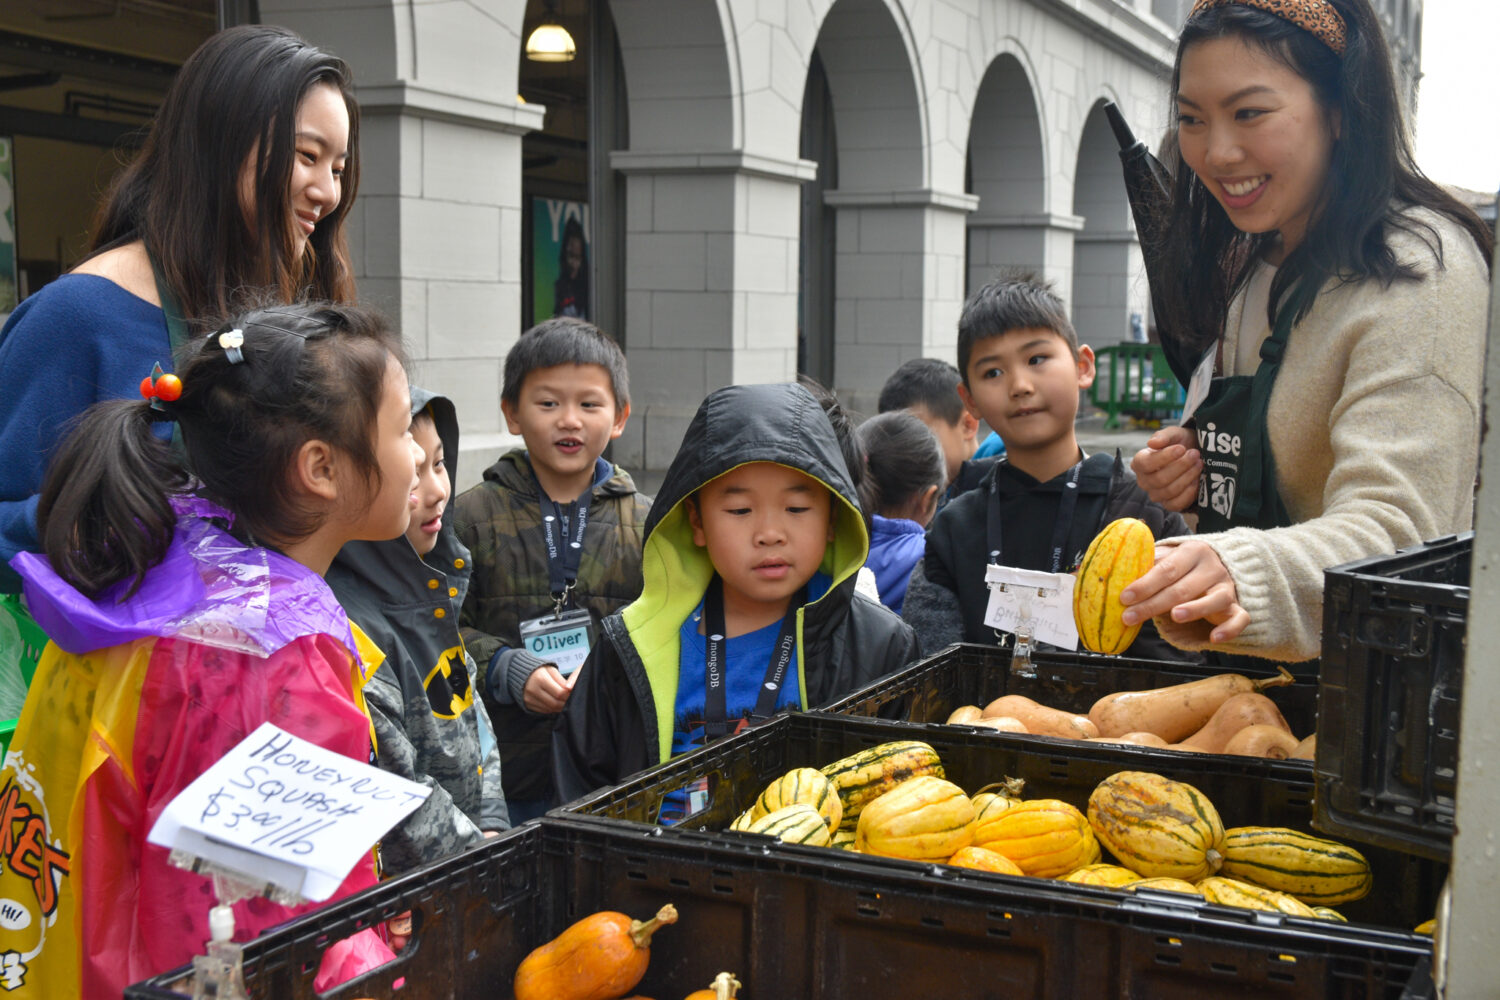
1196, 422, 1242, 457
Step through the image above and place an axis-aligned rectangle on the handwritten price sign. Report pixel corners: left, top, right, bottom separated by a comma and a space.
148, 723, 430, 901
982, 564, 1079, 650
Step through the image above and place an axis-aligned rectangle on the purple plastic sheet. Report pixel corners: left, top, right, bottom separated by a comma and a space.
13, 495, 356, 658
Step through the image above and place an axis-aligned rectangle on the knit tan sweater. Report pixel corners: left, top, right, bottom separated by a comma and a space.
1156, 207, 1490, 662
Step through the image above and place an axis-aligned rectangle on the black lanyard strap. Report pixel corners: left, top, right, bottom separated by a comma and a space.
986, 459, 1084, 574
533, 466, 592, 603
702, 575, 802, 741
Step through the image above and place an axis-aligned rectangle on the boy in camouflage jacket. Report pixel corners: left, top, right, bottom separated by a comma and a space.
454, 318, 650, 819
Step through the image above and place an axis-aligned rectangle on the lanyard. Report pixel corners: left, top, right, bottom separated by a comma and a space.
702, 575, 802, 741
532, 467, 592, 609
986, 459, 1084, 573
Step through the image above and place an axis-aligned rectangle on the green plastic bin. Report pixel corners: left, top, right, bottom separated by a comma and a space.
1090, 342, 1186, 429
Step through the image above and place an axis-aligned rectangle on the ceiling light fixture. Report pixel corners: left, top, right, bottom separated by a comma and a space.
525, 2, 576, 62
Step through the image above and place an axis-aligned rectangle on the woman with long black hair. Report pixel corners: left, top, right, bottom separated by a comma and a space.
1120, 0, 1492, 664
0, 24, 361, 589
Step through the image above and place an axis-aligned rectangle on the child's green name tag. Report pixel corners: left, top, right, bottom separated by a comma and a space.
519, 608, 594, 677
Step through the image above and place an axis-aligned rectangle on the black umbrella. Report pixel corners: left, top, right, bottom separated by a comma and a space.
1102, 101, 1195, 387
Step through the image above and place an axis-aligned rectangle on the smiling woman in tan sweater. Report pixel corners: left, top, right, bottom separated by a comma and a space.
1119, 0, 1493, 664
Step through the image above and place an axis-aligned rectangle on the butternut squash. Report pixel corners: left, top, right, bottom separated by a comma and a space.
981, 695, 1098, 740
1086, 732, 1169, 748
946, 705, 984, 725
513, 904, 678, 1000
1291, 734, 1317, 760
1221, 724, 1302, 759
971, 716, 1029, 733
1178, 692, 1291, 753
1088, 666, 1294, 741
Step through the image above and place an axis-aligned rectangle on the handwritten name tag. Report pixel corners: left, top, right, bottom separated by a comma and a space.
520, 607, 594, 678
982, 564, 1079, 651
147, 722, 431, 901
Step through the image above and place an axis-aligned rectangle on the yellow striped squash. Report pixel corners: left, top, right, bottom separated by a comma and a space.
1058, 863, 1143, 888
831, 827, 858, 851
1127, 877, 1200, 895
820, 741, 944, 825
1087, 771, 1225, 881
970, 777, 1026, 818
1073, 518, 1155, 655
1414, 918, 1436, 936
746, 804, 832, 847
972, 799, 1098, 878
728, 807, 756, 832
854, 776, 975, 862
1312, 907, 1347, 922
1218, 827, 1373, 905
946, 845, 1024, 875
752, 767, 843, 831
1196, 876, 1319, 918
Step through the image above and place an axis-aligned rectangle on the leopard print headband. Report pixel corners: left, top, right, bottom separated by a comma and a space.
1189, 0, 1347, 55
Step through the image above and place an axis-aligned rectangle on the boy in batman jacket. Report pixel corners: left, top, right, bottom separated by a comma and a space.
553, 382, 921, 807
328, 387, 509, 873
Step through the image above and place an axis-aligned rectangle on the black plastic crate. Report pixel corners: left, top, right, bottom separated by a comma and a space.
825, 642, 1317, 756
560, 712, 1444, 933
125, 822, 546, 999
1317, 533, 1470, 863
129, 816, 1433, 999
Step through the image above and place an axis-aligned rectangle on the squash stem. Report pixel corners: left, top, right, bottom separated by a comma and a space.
629, 903, 679, 948
1252, 665, 1296, 690
712, 972, 743, 999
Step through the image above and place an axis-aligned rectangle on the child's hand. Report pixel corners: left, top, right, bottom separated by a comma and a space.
1131, 426, 1201, 512
1118, 540, 1249, 645
522, 665, 573, 714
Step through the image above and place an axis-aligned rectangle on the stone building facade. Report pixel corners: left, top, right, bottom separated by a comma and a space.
0, 0, 1425, 488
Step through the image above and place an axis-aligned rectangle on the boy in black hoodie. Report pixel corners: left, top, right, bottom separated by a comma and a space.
902, 276, 1195, 662
553, 383, 920, 808
327, 389, 509, 874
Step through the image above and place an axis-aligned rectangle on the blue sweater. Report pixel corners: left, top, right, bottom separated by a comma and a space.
0, 276, 171, 591
865, 514, 926, 614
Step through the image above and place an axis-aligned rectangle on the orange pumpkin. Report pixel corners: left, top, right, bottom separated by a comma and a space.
513, 904, 678, 1000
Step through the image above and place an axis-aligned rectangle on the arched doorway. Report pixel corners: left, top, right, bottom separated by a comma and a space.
1071, 98, 1145, 347
964, 54, 1048, 295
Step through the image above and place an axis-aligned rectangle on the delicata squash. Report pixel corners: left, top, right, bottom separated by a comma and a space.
1086, 772, 1225, 881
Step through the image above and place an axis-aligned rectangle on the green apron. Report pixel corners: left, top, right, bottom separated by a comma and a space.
1190, 279, 1318, 673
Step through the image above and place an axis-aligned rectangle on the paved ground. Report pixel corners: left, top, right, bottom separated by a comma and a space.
1073, 409, 1160, 462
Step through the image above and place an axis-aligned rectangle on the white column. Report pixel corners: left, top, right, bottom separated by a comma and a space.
1442, 222, 1500, 997
609, 150, 815, 472
1071, 229, 1149, 348
824, 188, 978, 414
965, 212, 1085, 303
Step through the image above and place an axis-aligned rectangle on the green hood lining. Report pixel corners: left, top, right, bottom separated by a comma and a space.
620, 461, 870, 763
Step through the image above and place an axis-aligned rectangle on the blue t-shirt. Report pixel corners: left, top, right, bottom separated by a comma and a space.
670, 610, 803, 759
658, 581, 828, 824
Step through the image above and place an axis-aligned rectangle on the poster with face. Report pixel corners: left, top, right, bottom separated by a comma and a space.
531, 197, 590, 325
